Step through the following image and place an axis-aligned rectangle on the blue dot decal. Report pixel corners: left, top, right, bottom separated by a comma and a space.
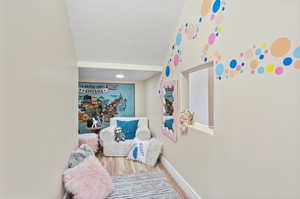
212, 0, 221, 13
215, 64, 224, 76
176, 33, 182, 46
257, 66, 264, 74
255, 48, 262, 56
204, 57, 208, 62
230, 59, 237, 69
293, 47, 300, 59
259, 54, 264, 60
283, 57, 293, 66
165, 66, 171, 77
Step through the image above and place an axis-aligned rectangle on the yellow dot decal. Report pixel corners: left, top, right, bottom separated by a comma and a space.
266, 64, 275, 72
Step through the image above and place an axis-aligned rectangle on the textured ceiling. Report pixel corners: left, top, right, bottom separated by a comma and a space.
66, 0, 184, 66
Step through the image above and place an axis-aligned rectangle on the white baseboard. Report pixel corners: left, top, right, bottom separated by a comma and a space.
160, 156, 202, 199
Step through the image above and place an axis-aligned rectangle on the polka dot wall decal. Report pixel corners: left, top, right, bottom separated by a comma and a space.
201, 0, 213, 17
283, 57, 293, 66
259, 54, 264, 60
275, 66, 284, 75
245, 49, 253, 59
230, 59, 237, 68
293, 47, 300, 59
208, 33, 216, 45
294, 60, 300, 69
262, 43, 267, 49
255, 48, 262, 56
236, 65, 241, 71
271, 37, 291, 57
250, 60, 259, 69
174, 54, 180, 66
266, 64, 275, 72
212, 0, 221, 13
165, 66, 171, 77
257, 66, 264, 74
215, 13, 224, 24
215, 63, 224, 76
264, 49, 269, 54
176, 33, 182, 46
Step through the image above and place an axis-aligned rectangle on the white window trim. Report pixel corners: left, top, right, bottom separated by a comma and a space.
179, 62, 215, 135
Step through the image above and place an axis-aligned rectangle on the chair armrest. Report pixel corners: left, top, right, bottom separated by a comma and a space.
100, 127, 114, 144
136, 127, 151, 140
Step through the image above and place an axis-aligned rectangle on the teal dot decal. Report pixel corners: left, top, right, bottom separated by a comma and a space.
257, 66, 264, 74
230, 59, 237, 69
176, 33, 182, 46
165, 66, 171, 77
293, 47, 300, 59
212, 0, 221, 13
255, 48, 262, 56
215, 64, 224, 76
283, 57, 293, 66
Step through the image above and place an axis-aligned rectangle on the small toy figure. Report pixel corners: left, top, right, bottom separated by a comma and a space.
178, 110, 195, 135
114, 127, 125, 143
91, 117, 99, 128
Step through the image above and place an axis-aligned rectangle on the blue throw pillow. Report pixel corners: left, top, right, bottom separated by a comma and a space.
116, 120, 139, 140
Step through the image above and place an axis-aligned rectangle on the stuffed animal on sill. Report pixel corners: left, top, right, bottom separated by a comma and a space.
114, 127, 125, 143
178, 110, 195, 135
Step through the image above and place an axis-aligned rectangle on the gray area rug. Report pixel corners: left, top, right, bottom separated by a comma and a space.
107, 171, 181, 199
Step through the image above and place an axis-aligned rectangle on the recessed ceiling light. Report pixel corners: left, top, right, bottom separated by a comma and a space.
116, 74, 125, 79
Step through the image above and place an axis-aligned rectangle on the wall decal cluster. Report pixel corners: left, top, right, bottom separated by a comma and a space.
163, 0, 300, 80
216, 38, 300, 80
164, 0, 227, 78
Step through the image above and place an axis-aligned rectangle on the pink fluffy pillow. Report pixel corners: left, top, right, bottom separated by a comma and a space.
78, 134, 99, 153
63, 156, 112, 199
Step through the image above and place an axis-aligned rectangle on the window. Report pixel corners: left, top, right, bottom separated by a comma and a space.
179, 62, 214, 134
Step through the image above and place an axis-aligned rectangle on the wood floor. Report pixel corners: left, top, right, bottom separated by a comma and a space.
96, 152, 189, 199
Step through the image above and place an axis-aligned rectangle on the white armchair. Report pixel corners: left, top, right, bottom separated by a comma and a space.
100, 117, 152, 156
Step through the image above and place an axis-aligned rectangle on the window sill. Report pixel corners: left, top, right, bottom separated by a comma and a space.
188, 123, 214, 135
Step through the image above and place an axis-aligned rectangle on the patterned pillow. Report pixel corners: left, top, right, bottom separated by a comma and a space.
127, 139, 149, 163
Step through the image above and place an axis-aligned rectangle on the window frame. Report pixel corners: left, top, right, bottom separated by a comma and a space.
179, 62, 214, 135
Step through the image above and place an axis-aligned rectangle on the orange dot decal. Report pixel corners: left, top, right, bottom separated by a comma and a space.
270, 37, 291, 57
201, 0, 213, 17
245, 49, 253, 59
250, 60, 259, 69
294, 60, 300, 69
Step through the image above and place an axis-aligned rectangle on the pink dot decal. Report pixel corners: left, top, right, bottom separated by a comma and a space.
208, 33, 216, 45
210, 14, 215, 21
275, 66, 284, 75
174, 54, 180, 66
215, 13, 224, 24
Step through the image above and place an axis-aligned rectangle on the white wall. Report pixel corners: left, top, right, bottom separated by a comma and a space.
2, 1, 78, 198
145, 0, 300, 198
79, 80, 146, 117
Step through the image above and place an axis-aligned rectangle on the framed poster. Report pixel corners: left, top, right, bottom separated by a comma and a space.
159, 80, 178, 142
78, 82, 135, 134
